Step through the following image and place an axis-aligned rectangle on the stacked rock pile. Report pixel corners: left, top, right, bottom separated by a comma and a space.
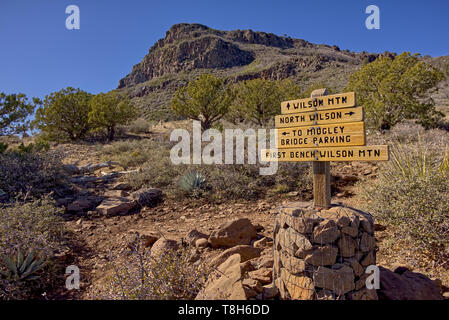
273, 202, 378, 300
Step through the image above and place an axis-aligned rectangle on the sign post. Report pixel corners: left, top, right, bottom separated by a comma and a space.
310, 89, 331, 209
262, 88, 389, 210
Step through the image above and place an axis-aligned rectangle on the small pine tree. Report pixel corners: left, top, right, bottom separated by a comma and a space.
1, 92, 37, 136
33, 87, 93, 141
88, 92, 136, 141
346, 52, 445, 130
171, 74, 232, 130
227, 78, 301, 126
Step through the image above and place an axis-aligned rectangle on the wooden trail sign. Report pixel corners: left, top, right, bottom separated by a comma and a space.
281, 92, 356, 115
277, 121, 365, 149
261, 145, 389, 162
275, 106, 364, 128
266, 88, 389, 210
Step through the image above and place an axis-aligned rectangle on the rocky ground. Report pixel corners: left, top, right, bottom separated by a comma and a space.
43, 131, 448, 300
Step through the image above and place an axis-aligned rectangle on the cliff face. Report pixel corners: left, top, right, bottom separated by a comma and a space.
115, 23, 395, 121
118, 23, 307, 89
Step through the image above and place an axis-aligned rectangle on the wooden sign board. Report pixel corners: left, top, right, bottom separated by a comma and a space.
277, 121, 365, 149
281, 92, 356, 115
261, 145, 389, 162
275, 106, 364, 128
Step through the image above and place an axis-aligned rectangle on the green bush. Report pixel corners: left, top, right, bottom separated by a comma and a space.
0, 142, 7, 154
357, 140, 449, 262
125, 118, 151, 134
104, 240, 208, 300
100, 139, 164, 168
0, 197, 65, 299
0, 150, 69, 198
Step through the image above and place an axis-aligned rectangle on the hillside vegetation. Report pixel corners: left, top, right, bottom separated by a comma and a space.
116, 23, 392, 121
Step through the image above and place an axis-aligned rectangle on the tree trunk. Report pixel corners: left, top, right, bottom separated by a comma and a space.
107, 126, 115, 142
201, 121, 212, 131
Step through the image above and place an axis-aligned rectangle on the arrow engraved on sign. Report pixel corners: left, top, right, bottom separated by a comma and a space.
345, 111, 355, 116
282, 132, 290, 136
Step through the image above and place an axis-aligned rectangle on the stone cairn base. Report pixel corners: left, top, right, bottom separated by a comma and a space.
273, 202, 378, 300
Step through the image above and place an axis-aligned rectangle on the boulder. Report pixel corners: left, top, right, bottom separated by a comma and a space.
195, 238, 209, 249
96, 197, 136, 216
348, 288, 378, 300
131, 188, 162, 207
139, 230, 160, 248
104, 190, 130, 198
242, 278, 263, 293
64, 164, 80, 175
150, 238, 179, 259
209, 245, 262, 269
196, 254, 247, 300
67, 196, 102, 213
185, 229, 209, 246
255, 255, 274, 269
208, 218, 257, 248
111, 182, 132, 190
377, 267, 443, 300
253, 237, 268, 248
262, 283, 279, 299
248, 268, 272, 285
240, 260, 256, 273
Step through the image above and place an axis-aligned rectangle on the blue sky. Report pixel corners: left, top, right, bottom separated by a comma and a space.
1, 0, 448, 101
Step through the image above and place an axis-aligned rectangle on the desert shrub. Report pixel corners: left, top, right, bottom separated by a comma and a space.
129, 158, 313, 202
275, 162, 312, 193
127, 156, 184, 191
0, 197, 65, 299
100, 139, 169, 168
0, 150, 69, 198
121, 133, 313, 201
178, 170, 208, 197
103, 240, 208, 300
357, 140, 449, 262
125, 118, 151, 134
203, 165, 264, 200
0, 142, 7, 154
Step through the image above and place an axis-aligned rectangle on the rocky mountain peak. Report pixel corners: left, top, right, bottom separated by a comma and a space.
118, 23, 313, 89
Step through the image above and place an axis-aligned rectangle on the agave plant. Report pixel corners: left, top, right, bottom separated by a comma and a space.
178, 170, 207, 194
0, 250, 46, 282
